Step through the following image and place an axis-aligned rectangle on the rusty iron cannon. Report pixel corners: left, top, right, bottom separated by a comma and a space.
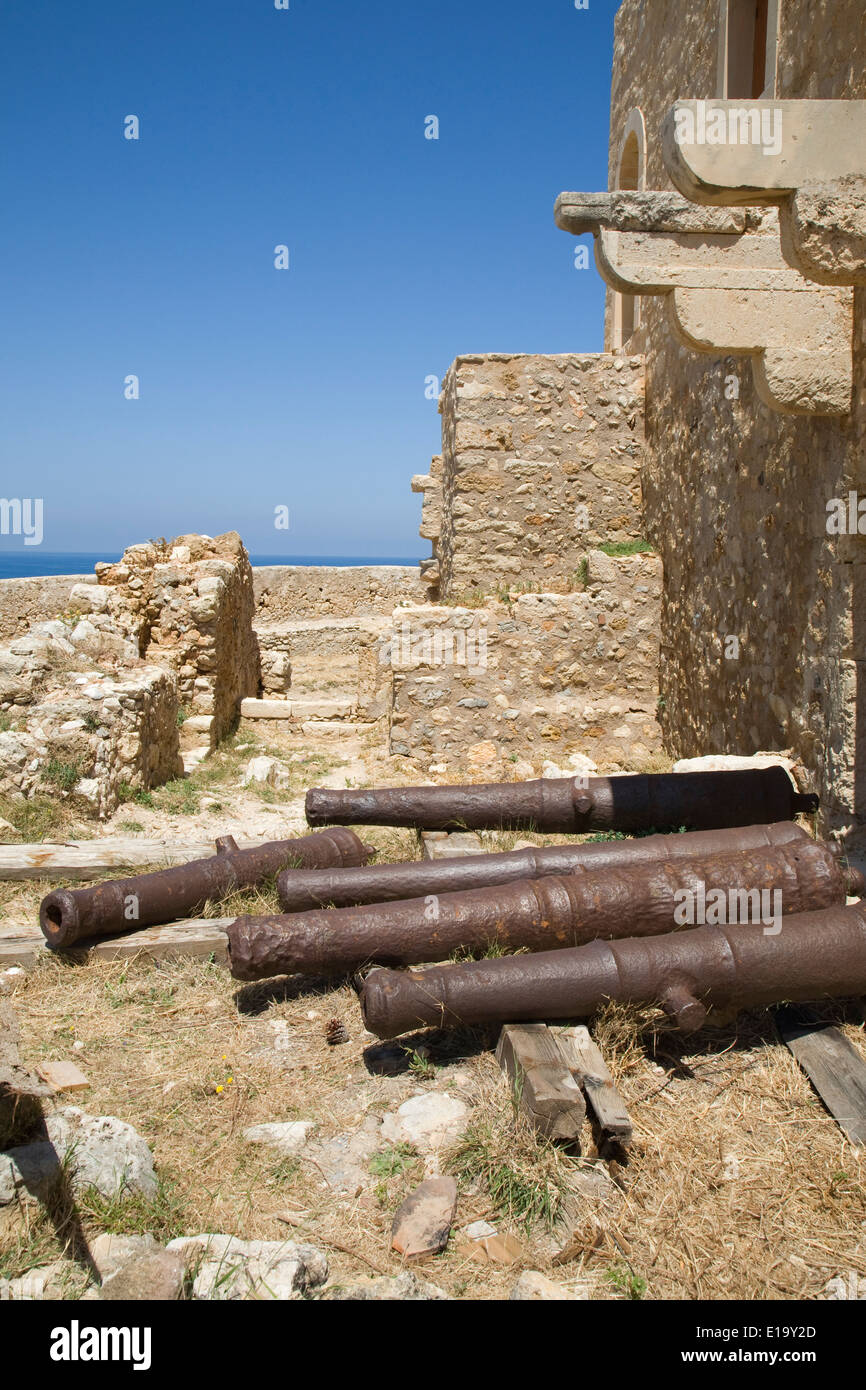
358, 900, 866, 1038
227, 836, 859, 981
276, 820, 814, 912
304, 765, 817, 834
39, 827, 372, 950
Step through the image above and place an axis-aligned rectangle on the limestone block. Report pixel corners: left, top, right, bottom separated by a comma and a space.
662, 100, 866, 287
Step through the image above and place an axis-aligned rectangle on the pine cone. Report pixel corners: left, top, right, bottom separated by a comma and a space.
326, 1017, 349, 1046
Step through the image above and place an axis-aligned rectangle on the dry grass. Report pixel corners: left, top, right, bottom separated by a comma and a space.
3, 949, 864, 1300
1, 728, 864, 1300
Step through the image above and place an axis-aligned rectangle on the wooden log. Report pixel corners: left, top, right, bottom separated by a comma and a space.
0, 918, 234, 969
496, 1022, 586, 1141
553, 1025, 633, 1145
0, 837, 279, 882
776, 1005, 866, 1147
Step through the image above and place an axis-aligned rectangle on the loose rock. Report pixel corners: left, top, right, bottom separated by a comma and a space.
167, 1233, 328, 1300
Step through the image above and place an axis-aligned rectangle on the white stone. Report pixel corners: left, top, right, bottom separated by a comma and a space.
672, 752, 797, 778
241, 1121, 316, 1156
242, 756, 291, 791
166, 1234, 328, 1300
380, 1093, 469, 1153
0, 1108, 157, 1205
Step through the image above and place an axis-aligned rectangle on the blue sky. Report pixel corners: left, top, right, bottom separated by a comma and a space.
0, 0, 618, 558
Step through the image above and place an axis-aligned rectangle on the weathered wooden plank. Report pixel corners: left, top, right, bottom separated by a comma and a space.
496, 1022, 586, 1141
776, 1005, 866, 1147
0, 918, 233, 969
0, 838, 226, 882
553, 1025, 633, 1144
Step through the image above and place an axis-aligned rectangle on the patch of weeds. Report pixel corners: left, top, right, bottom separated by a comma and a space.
574, 558, 589, 590
605, 1265, 647, 1300
596, 539, 654, 557
42, 760, 82, 793
117, 820, 145, 834
447, 1116, 569, 1230
81, 712, 102, 734
0, 793, 84, 841
176, 706, 189, 728
134, 789, 155, 809
78, 1176, 188, 1244
149, 778, 200, 816
406, 1048, 437, 1079
369, 1144, 417, 1179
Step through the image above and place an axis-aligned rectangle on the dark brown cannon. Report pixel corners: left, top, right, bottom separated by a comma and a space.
277, 821, 813, 912
305, 765, 817, 834
358, 900, 866, 1038
227, 837, 858, 981
39, 828, 372, 950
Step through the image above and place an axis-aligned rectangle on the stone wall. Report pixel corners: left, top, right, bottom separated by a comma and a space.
608, 0, 866, 832
417, 354, 647, 602
92, 532, 260, 750
0, 575, 95, 643
253, 565, 424, 621
389, 550, 662, 773
0, 619, 181, 819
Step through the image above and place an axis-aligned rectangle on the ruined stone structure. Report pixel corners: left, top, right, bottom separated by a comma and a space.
563, 0, 866, 834
0, 617, 181, 819
91, 532, 260, 753
407, 353, 663, 770
415, 353, 646, 600
390, 550, 661, 772
0, 533, 262, 817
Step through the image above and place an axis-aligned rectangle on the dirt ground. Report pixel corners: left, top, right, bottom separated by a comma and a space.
1, 721, 865, 1301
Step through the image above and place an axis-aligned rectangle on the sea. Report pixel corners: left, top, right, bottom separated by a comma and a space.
0, 552, 424, 580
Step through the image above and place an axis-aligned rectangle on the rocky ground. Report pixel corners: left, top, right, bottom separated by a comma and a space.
0, 722, 865, 1301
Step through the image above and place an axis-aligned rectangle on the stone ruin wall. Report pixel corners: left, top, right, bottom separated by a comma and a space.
416, 353, 646, 601
405, 351, 665, 771
390, 551, 662, 776
609, 0, 866, 832
93, 532, 260, 752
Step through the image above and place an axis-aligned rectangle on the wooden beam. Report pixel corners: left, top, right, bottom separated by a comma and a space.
553, 1025, 633, 1145
0, 918, 234, 970
776, 1005, 866, 1147
0, 835, 296, 882
496, 1022, 586, 1142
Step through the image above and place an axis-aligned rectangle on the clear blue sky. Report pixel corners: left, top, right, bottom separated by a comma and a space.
1, 0, 619, 558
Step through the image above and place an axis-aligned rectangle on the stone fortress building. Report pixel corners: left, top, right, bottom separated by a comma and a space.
0, 0, 863, 836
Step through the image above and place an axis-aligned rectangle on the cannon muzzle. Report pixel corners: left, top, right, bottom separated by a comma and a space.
39, 827, 371, 950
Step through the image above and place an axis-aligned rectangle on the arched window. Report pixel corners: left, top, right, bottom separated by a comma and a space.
613, 111, 646, 350
719, 0, 779, 100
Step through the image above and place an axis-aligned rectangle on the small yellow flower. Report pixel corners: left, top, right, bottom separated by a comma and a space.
226, 1077, 233, 1085
215, 1084, 224, 1094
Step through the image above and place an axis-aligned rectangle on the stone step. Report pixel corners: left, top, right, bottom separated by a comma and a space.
240, 697, 356, 721
299, 721, 378, 737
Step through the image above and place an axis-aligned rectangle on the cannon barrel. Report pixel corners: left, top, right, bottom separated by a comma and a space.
39, 827, 372, 950
358, 901, 866, 1038
305, 766, 817, 834
227, 838, 858, 981
277, 820, 812, 912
